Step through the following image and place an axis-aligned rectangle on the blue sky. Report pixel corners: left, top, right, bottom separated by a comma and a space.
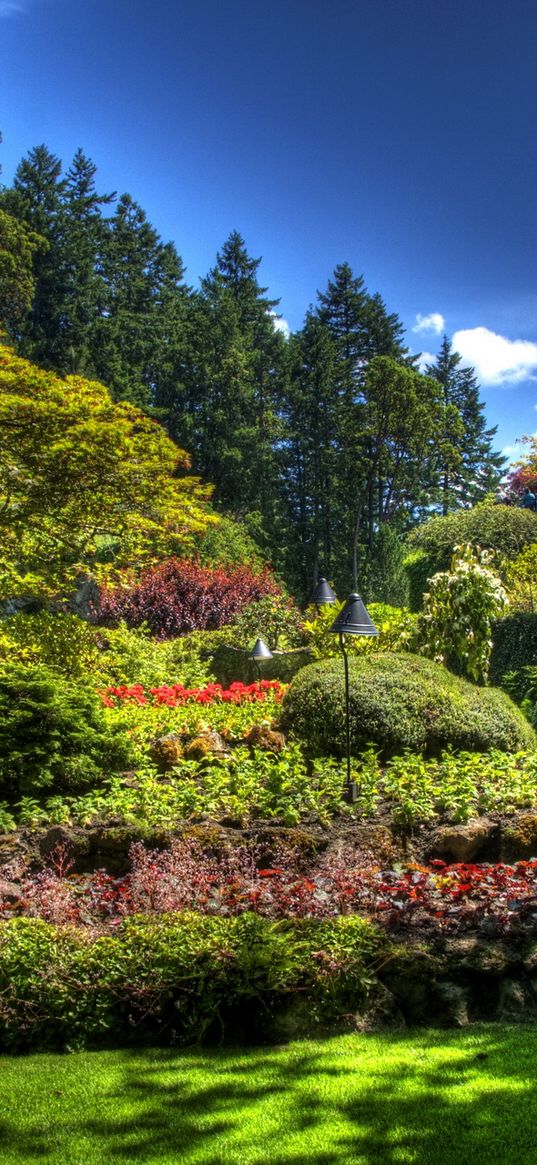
2, 0, 537, 460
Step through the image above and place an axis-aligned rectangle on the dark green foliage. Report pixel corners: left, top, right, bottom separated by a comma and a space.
0, 913, 379, 1049
282, 652, 536, 759
0, 663, 132, 796
490, 613, 537, 696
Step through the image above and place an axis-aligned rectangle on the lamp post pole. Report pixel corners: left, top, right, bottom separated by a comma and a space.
340, 632, 352, 794
329, 593, 378, 804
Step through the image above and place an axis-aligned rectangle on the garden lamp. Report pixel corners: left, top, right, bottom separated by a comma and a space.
309, 576, 337, 608
251, 637, 273, 682
329, 593, 378, 804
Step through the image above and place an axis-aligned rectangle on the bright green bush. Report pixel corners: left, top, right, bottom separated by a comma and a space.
505, 543, 537, 612
407, 502, 537, 567
0, 913, 380, 1050
282, 652, 536, 759
303, 602, 420, 661
0, 663, 133, 796
0, 611, 101, 679
195, 513, 267, 571
96, 622, 218, 688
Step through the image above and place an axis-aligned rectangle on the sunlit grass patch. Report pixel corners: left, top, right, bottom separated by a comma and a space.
0, 1026, 536, 1163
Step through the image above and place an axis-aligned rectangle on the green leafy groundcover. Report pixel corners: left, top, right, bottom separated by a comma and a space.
0, 1028, 536, 1164
0, 914, 379, 1050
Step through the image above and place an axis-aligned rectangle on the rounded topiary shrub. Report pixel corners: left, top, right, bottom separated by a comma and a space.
281, 652, 536, 759
0, 663, 133, 796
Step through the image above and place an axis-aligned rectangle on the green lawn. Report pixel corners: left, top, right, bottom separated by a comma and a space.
0, 1026, 536, 1164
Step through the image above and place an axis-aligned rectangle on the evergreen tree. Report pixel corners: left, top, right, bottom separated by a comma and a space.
191, 231, 285, 524
313, 264, 410, 584
278, 313, 340, 593
0, 144, 66, 366
425, 337, 505, 513
93, 193, 187, 408
58, 149, 115, 374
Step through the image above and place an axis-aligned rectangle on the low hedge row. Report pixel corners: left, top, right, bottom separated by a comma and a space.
0, 913, 380, 1050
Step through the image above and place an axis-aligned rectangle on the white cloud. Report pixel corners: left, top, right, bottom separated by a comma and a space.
270, 312, 290, 339
413, 312, 445, 335
452, 326, 537, 386
416, 351, 435, 373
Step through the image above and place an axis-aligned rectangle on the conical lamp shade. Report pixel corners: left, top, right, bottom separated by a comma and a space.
309, 577, 337, 605
252, 638, 273, 661
329, 593, 378, 637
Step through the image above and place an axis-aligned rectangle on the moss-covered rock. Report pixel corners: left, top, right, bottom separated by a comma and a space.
281, 652, 536, 759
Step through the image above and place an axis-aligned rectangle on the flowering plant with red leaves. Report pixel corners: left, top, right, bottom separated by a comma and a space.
8, 842, 537, 938
100, 679, 285, 708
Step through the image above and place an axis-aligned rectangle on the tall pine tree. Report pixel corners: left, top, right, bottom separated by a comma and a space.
425, 336, 505, 513
189, 231, 285, 526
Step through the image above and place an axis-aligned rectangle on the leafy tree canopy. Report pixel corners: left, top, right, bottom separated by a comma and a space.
0, 210, 44, 334
0, 343, 216, 598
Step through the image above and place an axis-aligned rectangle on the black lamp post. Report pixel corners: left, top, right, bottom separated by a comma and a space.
309, 576, 337, 608
251, 637, 273, 683
329, 593, 378, 803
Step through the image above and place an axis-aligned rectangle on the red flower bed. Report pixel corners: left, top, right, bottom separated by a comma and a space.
100, 679, 284, 708
6, 843, 537, 937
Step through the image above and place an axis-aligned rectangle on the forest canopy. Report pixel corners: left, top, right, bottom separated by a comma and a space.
0, 143, 507, 597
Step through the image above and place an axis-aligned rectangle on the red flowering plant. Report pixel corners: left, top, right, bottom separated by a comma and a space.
7, 841, 537, 939
100, 679, 285, 709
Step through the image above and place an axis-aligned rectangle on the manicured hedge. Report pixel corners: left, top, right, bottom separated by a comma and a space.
490, 613, 537, 693
0, 913, 379, 1050
282, 652, 536, 759
404, 505, 537, 609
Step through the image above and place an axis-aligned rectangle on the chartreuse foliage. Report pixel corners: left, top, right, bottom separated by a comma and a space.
0, 1028, 535, 1165
283, 652, 535, 760
504, 542, 537, 612
303, 601, 419, 660
0, 611, 102, 679
12, 745, 537, 835
421, 544, 508, 683
0, 612, 220, 689
0, 343, 215, 598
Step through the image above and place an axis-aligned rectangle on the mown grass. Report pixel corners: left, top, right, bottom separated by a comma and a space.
0, 1026, 536, 1163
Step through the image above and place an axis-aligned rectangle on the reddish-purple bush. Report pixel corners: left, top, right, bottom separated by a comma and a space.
95, 558, 281, 638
